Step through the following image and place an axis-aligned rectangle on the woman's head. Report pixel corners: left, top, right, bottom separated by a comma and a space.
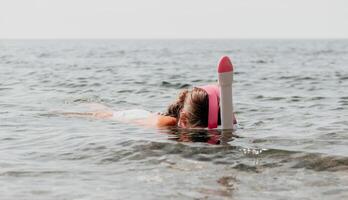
165, 87, 220, 128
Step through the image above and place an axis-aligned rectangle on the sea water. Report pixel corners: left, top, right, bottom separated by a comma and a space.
0, 39, 347, 199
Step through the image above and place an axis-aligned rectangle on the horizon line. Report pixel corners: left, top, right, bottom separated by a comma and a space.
1, 37, 348, 40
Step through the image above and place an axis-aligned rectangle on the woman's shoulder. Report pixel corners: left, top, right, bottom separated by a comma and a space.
156, 115, 177, 127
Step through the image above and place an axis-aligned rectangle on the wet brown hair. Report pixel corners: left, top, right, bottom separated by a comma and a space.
165, 88, 221, 128
164, 89, 189, 118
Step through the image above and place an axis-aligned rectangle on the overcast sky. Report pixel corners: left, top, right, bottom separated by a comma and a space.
0, 0, 347, 39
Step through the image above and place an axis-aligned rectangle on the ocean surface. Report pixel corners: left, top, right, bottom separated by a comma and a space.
0, 39, 347, 199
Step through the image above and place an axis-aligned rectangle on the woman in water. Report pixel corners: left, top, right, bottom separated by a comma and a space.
66, 56, 238, 129
64, 85, 237, 129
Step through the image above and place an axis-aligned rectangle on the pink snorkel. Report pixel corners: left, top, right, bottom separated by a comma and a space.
198, 56, 236, 129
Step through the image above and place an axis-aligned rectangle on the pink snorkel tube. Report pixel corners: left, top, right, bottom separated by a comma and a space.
199, 56, 236, 129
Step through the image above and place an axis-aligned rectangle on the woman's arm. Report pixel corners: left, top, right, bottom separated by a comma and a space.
62, 111, 177, 128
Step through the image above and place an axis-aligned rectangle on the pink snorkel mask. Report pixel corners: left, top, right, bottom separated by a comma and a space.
198, 85, 237, 129
198, 85, 220, 129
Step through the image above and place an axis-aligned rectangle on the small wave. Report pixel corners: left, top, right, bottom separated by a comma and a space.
66, 95, 104, 104
253, 60, 268, 64
289, 96, 303, 102
232, 162, 281, 173
254, 95, 264, 99
279, 75, 297, 80
311, 49, 334, 55
339, 76, 348, 80
310, 96, 326, 100
338, 100, 348, 106
291, 154, 348, 172
294, 76, 316, 81
117, 89, 133, 93
101, 50, 125, 57
267, 97, 286, 101
161, 81, 190, 89
0, 87, 12, 91
37, 53, 51, 58
0, 170, 68, 177
56, 82, 88, 88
